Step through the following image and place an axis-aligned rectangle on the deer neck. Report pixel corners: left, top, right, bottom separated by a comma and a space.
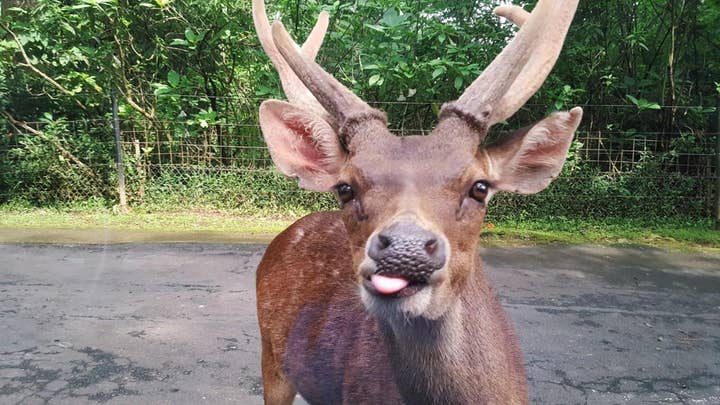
378, 260, 523, 404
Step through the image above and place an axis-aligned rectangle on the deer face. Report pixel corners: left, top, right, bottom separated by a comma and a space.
260, 100, 581, 320
253, 0, 582, 320
342, 133, 486, 320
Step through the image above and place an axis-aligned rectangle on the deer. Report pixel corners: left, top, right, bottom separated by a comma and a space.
252, 0, 581, 404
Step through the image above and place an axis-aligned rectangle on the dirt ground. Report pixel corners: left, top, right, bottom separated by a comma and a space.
1, 242, 719, 404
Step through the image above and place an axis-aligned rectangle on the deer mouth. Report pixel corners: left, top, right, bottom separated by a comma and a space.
359, 261, 448, 319
362, 274, 428, 298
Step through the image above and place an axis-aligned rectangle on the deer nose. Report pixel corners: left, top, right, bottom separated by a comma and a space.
367, 222, 447, 281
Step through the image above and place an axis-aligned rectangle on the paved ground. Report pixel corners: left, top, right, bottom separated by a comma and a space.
0, 243, 719, 404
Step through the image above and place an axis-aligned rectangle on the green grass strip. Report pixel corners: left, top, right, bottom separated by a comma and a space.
0, 205, 718, 250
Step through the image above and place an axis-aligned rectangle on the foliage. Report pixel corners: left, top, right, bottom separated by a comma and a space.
488, 155, 710, 220
0, 0, 718, 221
0, 116, 114, 204
133, 168, 336, 214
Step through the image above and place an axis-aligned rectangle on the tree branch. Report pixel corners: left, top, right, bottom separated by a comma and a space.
2, 111, 102, 184
110, 31, 156, 121
0, 23, 88, 111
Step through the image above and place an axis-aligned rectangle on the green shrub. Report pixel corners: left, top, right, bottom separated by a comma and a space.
125, 167, 336, 216
0, 117, 114, 205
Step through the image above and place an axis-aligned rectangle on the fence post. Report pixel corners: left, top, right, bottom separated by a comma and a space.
112, 90, 129, 213
715, 97, 720, 230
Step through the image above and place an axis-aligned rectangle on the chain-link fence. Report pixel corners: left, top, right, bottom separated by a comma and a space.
1, 98, 718, 220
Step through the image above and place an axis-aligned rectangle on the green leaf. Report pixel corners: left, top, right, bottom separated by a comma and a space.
255, 84, 276, 97
627, 95, 661, 110
431, 67, 445, 80
454, 76, 463, 91
368, 74, 383, 87
431, 103, 440, 116
16, 34, 32, 46
363, 23, 385, 32
380, 8, 408, 27
185, 28, 197, 43
167, 70, 180, 87
82, 75, 103, 92
61, 22, 76, 35
170, 39, 189, 47
152, 83, 171, 95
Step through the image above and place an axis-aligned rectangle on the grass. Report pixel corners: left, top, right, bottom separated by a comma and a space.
0, 207, 293, 235
480, 217, 720, 250
0, 203, 718, 250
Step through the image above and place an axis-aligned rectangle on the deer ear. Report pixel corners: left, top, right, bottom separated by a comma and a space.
484, 107, 583, 194
259, 100, 346, 192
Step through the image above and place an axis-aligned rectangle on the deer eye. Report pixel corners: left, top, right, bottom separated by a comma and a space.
469, 180, 489, 202
336, 183, 355, 204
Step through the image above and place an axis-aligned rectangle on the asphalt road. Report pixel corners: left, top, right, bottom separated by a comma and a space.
1, 243, 719, 404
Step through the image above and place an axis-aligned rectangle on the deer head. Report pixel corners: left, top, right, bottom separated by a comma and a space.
254, 0, 582, 321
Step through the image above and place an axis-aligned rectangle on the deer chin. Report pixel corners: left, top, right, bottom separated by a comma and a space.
360, 280, 434, 321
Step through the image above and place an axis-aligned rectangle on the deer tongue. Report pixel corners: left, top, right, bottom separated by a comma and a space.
370, 274, 410, 295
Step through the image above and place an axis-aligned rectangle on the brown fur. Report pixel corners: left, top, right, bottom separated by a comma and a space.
257, 212, 526, 405
256, 107, 582, 405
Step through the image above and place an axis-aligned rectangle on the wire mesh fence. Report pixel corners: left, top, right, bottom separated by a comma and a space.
1, 99, 718, 219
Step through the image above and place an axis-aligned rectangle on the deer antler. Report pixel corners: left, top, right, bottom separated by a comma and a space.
270, 21, 387, 141
441, 0, 579, 131
493, 5, 530, 27
252, 0, 330, 118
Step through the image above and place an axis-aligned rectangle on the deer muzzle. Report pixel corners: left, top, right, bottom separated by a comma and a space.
362, 221, 447, 297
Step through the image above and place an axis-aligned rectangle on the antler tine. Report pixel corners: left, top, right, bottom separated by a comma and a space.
271, 21, 387, 139
493, 1, 578, 124
441, 0, 579, 131
493, 5, 530, 27
302, 11, 329, 59
252, 0, 329, 117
